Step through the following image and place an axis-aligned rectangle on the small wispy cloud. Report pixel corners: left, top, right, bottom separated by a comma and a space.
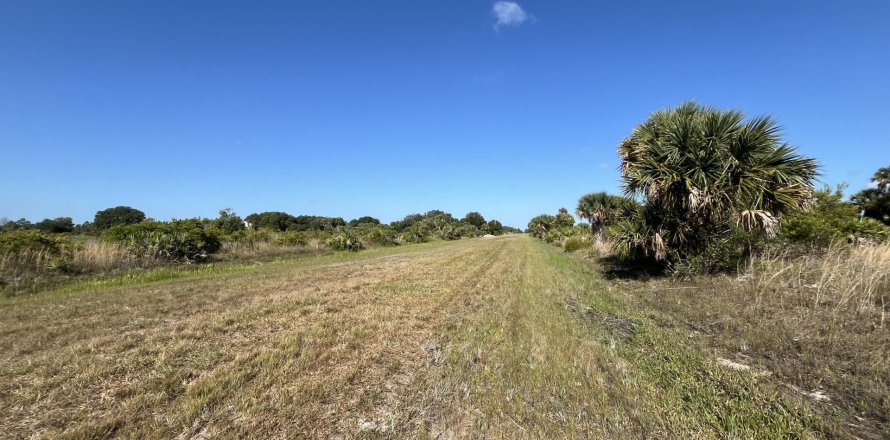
492, 1, 530, 31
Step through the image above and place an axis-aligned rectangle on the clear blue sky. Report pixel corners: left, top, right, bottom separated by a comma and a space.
2, 1, 888, 228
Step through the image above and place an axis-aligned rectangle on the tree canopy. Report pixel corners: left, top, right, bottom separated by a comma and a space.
94, 206, 146, 230
615, 102, 819, 260
462, 212, 486, 229
852, 166, 890, 225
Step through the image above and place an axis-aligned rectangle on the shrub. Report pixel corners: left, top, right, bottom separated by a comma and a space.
0, 230, 68, 255
273, 231, 309, 246
326, 231, 364, 251
781, 186, 889, 248
450, 222, 479, 240
104, 220, 221, 262
398, 225, 430, 244
354, 225, 398, 247
671, 228, 768, 278
563, 237, 592, 253
227, 228, 274, 244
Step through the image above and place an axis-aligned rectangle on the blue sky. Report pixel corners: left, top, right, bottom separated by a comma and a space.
1, 1, 888, 228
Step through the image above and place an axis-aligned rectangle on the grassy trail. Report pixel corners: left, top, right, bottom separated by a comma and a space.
1, 235, 832, 438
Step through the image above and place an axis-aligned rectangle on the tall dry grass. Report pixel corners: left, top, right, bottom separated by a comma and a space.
619, 242, 890, 435
1, 232, 337, 295
0, 241, 162, 294
745, 243, 890, 326
215, 240, 329, 262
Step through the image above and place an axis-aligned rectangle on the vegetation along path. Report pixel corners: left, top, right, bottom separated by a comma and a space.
1, 235, 848, 438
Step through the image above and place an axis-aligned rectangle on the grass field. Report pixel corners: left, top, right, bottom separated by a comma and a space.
0, 235, 880, 438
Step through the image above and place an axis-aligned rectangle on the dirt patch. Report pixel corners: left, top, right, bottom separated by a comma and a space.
565, 298, 636, 338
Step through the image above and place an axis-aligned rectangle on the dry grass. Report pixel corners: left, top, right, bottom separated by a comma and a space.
0, 241, 162, 294
590, 237, 613, 256
1, 238, 334, 296
0, 236, 851, 438
0, 239, 506, 438
746, 244, 890, 325
215, 240, 330, 262
617, 243, 890, 438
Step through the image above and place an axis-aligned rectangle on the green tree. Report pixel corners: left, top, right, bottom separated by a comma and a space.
212, 208, 246, 235
576, 192, 627, 241
245, 211, 292, 231
616, 102, 819, 261
462, 212, 486, 229
348, 216, 381, 227
851, 166, 890, 225
485, 219, 503, 235
34, 217, 75, 233
390, 213, 424, 231
0, 218, 33, 231
554, 208, 575, 228
94, 206, 146, 230
527, 214, 555, 239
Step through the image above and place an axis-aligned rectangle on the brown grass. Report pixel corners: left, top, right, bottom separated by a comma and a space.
1, 238, 335, 296
746, 244, 890, 325
0, 236, 860, 438
215, 240, 330, 262
0, 239, 506, 438
1, 241, 162, 294
616, 243, 890, 438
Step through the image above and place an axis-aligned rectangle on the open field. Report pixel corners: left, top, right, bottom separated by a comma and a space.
0, 235, 883, 438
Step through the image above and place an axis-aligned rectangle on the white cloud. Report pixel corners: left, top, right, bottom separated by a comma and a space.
492, 1, 530, 30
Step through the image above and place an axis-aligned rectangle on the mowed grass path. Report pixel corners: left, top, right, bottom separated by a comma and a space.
1, 236, 831, 438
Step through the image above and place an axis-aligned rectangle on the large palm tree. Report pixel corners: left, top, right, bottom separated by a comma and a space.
617, 101, 819, 258
576, 192, 627, 241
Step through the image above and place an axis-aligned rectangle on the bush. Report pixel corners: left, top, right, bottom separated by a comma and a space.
781, 186, 889, 248
0, 230, 68, 255
670, 228, 767, 278
226, 228, 274, 244
543, 225, 587, 244
353, 225, 398, 247
326, 231, 364, 251
398, 225, 431, 244
563, 236, 592, 253
104, 220, 221, 262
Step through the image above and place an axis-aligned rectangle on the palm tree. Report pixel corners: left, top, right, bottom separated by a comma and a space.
872, 166, 890, 192
617, 101, 819, 259
527, 214, 555, 240
852, 165, 890, 224
576, 192, 627, 241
